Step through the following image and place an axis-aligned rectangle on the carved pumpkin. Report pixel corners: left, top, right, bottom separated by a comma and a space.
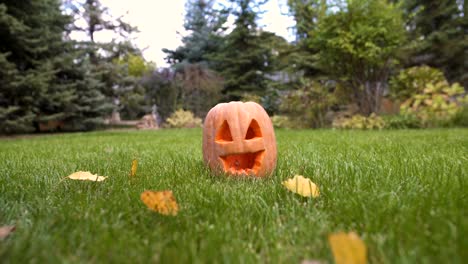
203, 101, 277, 177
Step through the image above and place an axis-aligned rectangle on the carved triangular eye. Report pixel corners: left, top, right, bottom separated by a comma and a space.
216, 120, 233, 142
245, 119, 262, 139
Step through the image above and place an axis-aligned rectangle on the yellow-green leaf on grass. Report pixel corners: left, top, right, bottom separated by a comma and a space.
140, 190, 179, 216
130, 159, 138, 177
67, 171, 107, 182
328, 232, 367, 264
282, 175, 320, 197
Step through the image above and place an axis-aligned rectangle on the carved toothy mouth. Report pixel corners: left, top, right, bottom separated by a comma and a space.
219, 150, 265, 175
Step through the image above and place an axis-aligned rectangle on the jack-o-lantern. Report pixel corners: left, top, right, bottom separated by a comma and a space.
203, 101, 277, 177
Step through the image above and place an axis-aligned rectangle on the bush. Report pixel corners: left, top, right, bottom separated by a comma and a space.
241, 89, 282, 116
400, 81, 467, 127
451, 105, 468, 127
389, 65, 446, 101
280, 80, 336, 128
165, 109, 202, 128
333, 113, 385, 130
270, 115, 293, 129
260, 88, 282, 115
382, 115, 422, 129
240, 93, 262, 103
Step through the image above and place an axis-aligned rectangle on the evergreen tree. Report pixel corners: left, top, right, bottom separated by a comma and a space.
286, 0, 326, 78
162, 0, 226, 117
163, 0, 228, 67
403, 0, 467, 88
50, 47, 113, 130
65, 0, 141, 120
211, 0, 274, 100
0, 0, 73, 133
116, 53, 155, 119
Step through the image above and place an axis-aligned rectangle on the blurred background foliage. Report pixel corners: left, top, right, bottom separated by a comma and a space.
0, 0, 467, 133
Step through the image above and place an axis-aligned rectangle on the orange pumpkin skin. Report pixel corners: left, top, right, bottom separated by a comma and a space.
203, 101, 277, 177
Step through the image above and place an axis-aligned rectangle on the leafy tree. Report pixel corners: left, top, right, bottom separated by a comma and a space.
122, 54, 155, 77
114, 54, 155, 119
142, 69, 180, 120
312, 0, 406, 114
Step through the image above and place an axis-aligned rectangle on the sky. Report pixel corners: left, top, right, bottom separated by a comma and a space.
92, 0, 295, 67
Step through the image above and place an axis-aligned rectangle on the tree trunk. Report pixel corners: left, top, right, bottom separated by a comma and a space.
355, 81, 384, 115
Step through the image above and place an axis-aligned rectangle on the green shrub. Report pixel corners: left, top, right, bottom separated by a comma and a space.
389, 65, 445, 101
333, 113, 385, 130
240, 93, 262, 103
240, 90, 282, 116
280, 80, 336, 128
270, 115, 293, 129
400, 81, 466, 127
451, 105, 468, 127
382, 115, 422, 129
165, 109, 202, 128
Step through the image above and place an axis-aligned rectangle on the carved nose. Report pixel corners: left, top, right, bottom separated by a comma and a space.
215, 137, 264, 156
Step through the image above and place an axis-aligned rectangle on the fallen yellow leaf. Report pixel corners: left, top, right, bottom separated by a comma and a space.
67, 171, 107, 182
282, 175, 320, 197
140, 190, 179, 216
328, 232, 367, 264
130, 159, 138, 177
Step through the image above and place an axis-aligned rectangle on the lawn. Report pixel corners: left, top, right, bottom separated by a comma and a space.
0, 129, 467, 263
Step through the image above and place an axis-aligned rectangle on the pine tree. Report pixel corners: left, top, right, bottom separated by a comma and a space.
163, 0, 228, 67
403, 0, 467, 88
161, 0, 226, 117
286, 0, 326, 78
67, 59, 113, 130
65, 0, 140, 121
0, 0, 72, 133
211, 0, 274, 100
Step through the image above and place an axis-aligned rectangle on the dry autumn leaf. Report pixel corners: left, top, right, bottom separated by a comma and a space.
282, 175, 320, 198
130, 159, 138, 177
140, 190, 179, 216
328, 232, 367, 264
0, 225, 16, 240
67, 171, 107, 182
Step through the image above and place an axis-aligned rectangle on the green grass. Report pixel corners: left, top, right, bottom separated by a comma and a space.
0, 129, 467, 263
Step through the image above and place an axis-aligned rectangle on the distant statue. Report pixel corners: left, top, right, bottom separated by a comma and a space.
136, 104, 162, 130
110, 110, 121, 124
152, 104, 162, 126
